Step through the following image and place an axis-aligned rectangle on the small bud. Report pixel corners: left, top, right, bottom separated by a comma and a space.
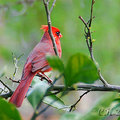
14, 58, 16, 61
88, 37, 90, 39
72, 84, 77, 90
36, 110, 39, 114
92, 39, 96, 42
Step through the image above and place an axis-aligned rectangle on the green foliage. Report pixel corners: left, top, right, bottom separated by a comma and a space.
47, 56, 64, 72
0, 46, 12, 61
0, 98, 21, 120
43, 95, 69, 111
27, 76, 68, 110
0, 66, 6, 78
60, 93, 117, 120
64, 53, 98, 86
27, 77, 49, 109
60, 112, 81, 120
118, 117, 120, 120
103, 102, 120, 119
48, 53, 98, 86
0, 0, 120, 119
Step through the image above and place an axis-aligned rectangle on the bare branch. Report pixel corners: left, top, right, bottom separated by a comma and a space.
79, 0, 109, 86
69, 91, 90, 112
52, 84, 120, 92
2, 83, 120, 99
0, 92, 13, 99
50, 0, 56, 13
0, 80, 12, 92
6, 77, 20, 83
43, 0, 59, 56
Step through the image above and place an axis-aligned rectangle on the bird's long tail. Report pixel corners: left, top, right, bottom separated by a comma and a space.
9, 72, 36, 107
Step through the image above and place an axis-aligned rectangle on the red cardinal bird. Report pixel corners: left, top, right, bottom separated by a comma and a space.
9, 25, 62, 107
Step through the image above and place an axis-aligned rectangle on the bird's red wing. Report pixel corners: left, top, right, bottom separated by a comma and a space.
30, 42, 54, 72
31, 54, 49, 72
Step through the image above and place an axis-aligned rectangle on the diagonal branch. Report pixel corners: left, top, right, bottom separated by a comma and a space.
69, 90, 90, 112
0, 80, 12, 93
43, 0, 59, 56
50, 0, 56, 13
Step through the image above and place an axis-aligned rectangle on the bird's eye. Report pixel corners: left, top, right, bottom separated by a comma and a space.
56, 31, 60, 36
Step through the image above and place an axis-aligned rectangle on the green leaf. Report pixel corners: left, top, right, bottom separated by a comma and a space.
47, 56, 64, 72
80, 93, 116, 120
60, 112, 81, 120
43, 95, 69, 111
27, 76, 49, 109
64, 53, 98, 86
118, 117, 120, 120
103, 102, 120, 119
28, 76, 68, 110
0, 98, 21, 120
60, 93, 117, 120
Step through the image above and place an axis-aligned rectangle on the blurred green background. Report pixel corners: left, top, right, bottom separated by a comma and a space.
0, 0, 120, 119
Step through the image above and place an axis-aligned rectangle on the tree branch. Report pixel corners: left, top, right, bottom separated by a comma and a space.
69, 90, 90, 112
43, 0, 59, 56
79, 0, 109, 86
1, 83, 120, 99
52, 84, 120, 92
0, 80, 12, 93
0, 91, 13, 99
50, 0, 56, 13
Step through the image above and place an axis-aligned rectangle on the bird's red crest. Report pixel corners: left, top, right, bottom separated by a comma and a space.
40, 25, 49, 32
40, 25, 60, 33
41, 25, 62, 38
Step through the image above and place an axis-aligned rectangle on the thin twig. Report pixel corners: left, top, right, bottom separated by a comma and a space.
50, 0, 56, 13
43, 0, 59, 56
69, 91, 90, 112
6, 77, 20, 83
79, 0, 109, 86
0, 91, 13, 99
0, 80, 12, 92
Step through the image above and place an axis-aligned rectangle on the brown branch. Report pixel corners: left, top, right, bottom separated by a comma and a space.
0, 92, 13, 99
79, 0, 109, 86
0, 80, 12, 92
52, 84, 120, 92
1, 83, 120, 99
50, 0, 56, 13
43, 0, 59, 56
69, 91, 90, 112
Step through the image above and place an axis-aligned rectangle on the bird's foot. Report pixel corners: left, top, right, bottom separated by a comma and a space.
37, 73, 52, 84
